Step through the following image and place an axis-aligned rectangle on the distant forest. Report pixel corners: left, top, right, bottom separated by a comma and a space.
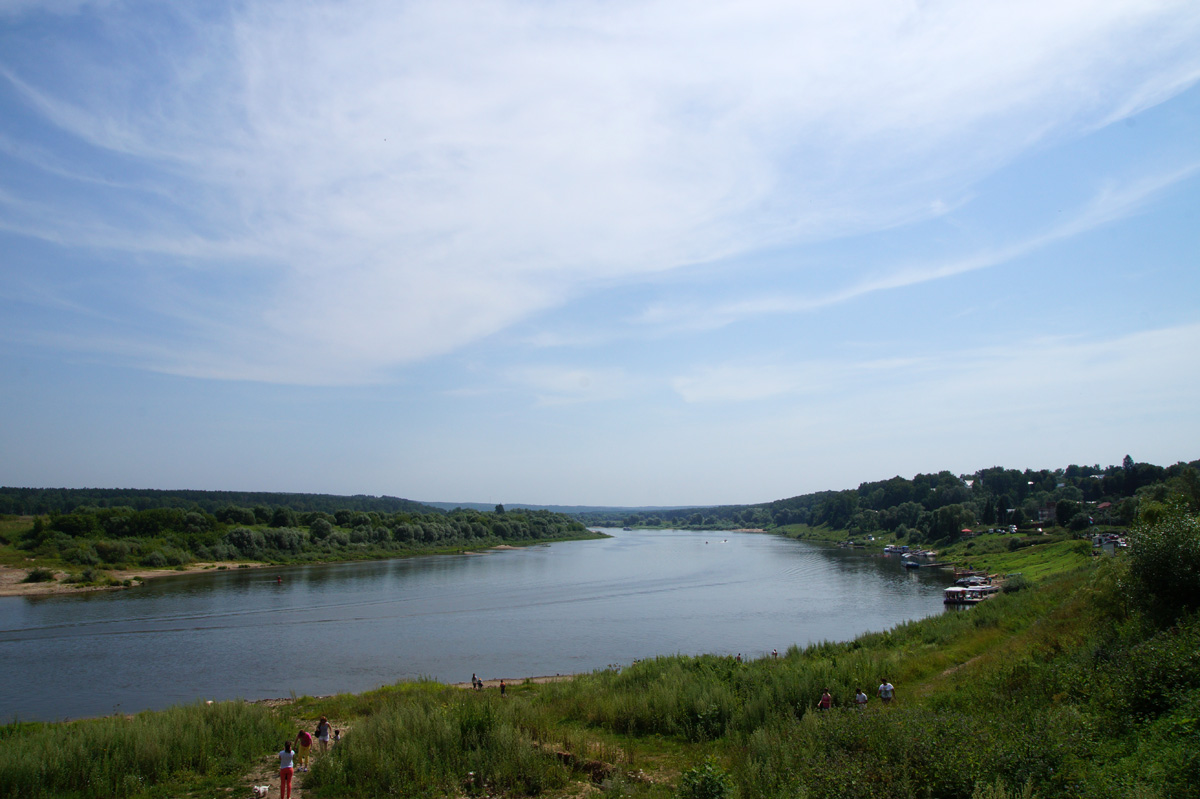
3, 456, 1198, 572
578, 456, 1200, 543
0, 487, 438, 516
0, 488, 591, 575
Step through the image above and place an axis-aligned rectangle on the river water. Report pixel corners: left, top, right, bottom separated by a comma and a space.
0, 529, 951, 721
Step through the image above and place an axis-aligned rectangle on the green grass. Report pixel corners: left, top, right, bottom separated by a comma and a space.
0, 702, 290, 799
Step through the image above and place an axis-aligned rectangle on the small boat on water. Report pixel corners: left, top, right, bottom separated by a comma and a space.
944, 584, 1000, 605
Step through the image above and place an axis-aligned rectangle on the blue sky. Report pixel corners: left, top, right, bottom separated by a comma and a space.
1, 0, 1198, 507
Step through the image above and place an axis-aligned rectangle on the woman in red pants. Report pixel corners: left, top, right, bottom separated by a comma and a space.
278, 740, 295, 799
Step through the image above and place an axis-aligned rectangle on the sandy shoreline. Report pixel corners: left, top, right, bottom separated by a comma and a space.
0, 560, 278, 598
0, 543, 539, 598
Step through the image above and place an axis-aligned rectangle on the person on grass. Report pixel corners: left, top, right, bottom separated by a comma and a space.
316, 715, 331, 754
278, 741, 295, 799
294, 728, 313, 772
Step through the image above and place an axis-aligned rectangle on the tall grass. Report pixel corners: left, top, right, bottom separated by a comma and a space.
0, 701, 287, 799
305, 686, 572, 797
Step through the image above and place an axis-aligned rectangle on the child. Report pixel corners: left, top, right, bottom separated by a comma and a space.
278, 741, 295, 799
333, 728, 341, 745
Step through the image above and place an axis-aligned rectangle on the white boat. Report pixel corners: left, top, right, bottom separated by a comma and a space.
944, 584, 1000, 605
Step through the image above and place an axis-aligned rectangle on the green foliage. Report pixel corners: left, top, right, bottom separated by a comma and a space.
21, 567, 55, 583
677, 758, 733, 799
306, 688, 571, 797
0, 701, 288, 799
1124, 500, 1200, 625
8, 503, 596, 572
1002, 574, 1030, 593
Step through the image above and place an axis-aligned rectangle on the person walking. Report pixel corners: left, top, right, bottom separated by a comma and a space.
818, 689, 832, 711
294, 728, 313, 771
877, 678, 895, 705
316, 715, 331, 754
855, 688, 869, 709
278, 741, 295, 799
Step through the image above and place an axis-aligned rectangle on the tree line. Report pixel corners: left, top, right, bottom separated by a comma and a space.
0, 487, 437, 516
580, 456, 1200, 544
7, 503, 592, 572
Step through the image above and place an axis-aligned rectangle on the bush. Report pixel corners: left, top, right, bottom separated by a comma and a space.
94, 540, 130, 566
62, 544, 100, 566
21, 567, 55, 583
677, 758, 733, 799
139, 550, 168, 568
1002, 574, 1030, 594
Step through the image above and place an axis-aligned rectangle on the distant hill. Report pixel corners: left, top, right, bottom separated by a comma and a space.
0, 487, 441, 516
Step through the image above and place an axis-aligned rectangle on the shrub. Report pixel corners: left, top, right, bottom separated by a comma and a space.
677, 758, 733, 799
21, 567, 55, 583
139, 550, 168, 568
94, 540, 130, 565
225, 527, 265, 558
62, 544, 100, 566
1002, 574, 1030, 594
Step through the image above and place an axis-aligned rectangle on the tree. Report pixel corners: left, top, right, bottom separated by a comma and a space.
270, 507, 296, 528
1055, 499, 1078, 528
1125, 500, 1200, 625
309, 518, 333, 539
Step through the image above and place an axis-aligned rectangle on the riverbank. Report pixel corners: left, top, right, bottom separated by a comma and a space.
0, 539, 573, 598
0, 560, 264, 597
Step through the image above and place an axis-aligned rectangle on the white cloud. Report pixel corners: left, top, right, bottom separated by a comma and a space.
637, 161, 1200, 331
3, 0, 1200, 382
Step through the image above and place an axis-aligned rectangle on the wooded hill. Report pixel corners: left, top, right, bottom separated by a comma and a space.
577, 456, 1200, 540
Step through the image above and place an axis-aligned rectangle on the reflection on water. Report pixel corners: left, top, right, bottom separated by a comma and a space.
0, 530, 952, 721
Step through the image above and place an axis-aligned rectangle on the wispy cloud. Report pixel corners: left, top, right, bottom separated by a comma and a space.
636, 161, 1200, 331
2, 1, 1199, 382
667, 323, 1200, 428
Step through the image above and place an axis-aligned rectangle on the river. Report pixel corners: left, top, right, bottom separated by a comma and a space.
0, 529, 951, 721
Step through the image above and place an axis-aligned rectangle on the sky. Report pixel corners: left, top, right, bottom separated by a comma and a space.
1, 0, 1198, 507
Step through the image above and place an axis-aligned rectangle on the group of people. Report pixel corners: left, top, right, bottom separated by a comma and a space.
817, 679, 895, 711
470, 673, 507, 695
277, 715, 338, 799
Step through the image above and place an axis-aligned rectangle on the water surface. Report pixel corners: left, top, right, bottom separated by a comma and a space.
0, 529, 949, 721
